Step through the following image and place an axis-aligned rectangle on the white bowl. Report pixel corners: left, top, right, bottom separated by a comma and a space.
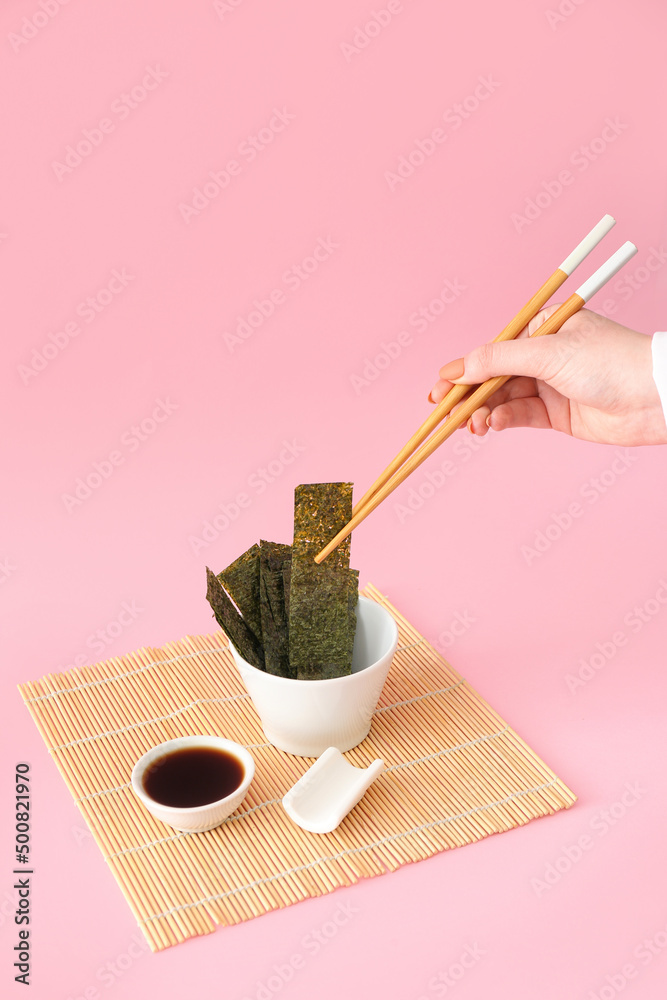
229, 595, 398, 757
131, 735, 255, 833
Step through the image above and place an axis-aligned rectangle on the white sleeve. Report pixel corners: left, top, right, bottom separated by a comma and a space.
651, 331, 667, 419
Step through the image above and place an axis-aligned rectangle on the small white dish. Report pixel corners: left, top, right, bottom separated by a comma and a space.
282, 746, 384, 834
131, 735, 255, 833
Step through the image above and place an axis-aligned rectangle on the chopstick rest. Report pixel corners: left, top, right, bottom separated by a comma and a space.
282, 747, 384, 834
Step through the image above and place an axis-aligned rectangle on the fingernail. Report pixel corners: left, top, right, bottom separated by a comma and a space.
467, 417, 474, 435
428, 391, 434, 403
485, 414, 492, 428
440, 358, 465, 380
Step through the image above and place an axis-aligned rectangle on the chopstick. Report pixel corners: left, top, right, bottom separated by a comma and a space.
315, 240, 638, 564
351, 214, 616, 519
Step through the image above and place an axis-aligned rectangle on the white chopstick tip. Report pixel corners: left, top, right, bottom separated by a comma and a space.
575, 241, 638, 303
558, 213, 616, 276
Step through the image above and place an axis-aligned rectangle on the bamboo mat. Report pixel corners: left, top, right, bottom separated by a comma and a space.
18, 583, 575, 951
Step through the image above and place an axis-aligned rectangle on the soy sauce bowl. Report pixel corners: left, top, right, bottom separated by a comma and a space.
131, 735, 255, 833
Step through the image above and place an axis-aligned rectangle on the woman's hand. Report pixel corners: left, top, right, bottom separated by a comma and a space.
429, 307, 667, 447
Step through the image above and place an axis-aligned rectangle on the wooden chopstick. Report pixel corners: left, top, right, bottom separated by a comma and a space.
351, 272, 564, 518
315, 240, 637, 564
351, 214, 617, 518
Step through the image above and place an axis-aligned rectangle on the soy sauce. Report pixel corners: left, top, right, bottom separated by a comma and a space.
142, 746, 244, 808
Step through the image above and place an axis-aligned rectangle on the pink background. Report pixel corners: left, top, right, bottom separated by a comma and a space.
2, 1, 667, 998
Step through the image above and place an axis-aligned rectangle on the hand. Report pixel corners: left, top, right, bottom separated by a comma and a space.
428, 306, 667, 447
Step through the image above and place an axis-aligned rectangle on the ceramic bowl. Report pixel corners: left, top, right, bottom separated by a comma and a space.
229, 596, 398, 757
131, 735, 255, 833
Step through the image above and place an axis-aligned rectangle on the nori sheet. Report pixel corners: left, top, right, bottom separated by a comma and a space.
283, 558, 292, 619
347, 569, 359, 666
259, 540, 293, 678
289, 562, 354, 679
205, 567, 265, 670
289, 483, 357, 679
292, 482, 353, 568
206, 482, 358, 680
219, 544, 262, 645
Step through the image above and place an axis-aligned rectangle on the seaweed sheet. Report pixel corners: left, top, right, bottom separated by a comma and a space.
289, 562, 354, 679
219, 544, 262, 645
292, 482, 353, 568
259, 540, 293, 678
205, 567, 264, 670
289, 483, 357, 679
347, 568, 359, 666
283, 558, 292, 620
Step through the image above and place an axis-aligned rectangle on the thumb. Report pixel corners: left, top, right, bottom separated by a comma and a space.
440, 331, 564, 386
